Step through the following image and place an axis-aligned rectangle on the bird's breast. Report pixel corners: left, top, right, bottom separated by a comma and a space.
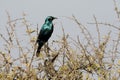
43, 24, 53, 30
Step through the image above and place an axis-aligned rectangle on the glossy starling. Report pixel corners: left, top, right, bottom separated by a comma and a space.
36, 16, 57, 57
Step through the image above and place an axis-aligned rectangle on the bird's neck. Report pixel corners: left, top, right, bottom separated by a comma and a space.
45, 21, 53, 26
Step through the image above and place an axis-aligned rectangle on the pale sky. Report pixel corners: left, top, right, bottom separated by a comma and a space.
0, 0, 115, 22
0, 0, 117, 37
0, 0, 119, 51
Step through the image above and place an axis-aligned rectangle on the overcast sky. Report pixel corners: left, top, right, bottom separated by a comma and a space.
0, 0, 116, 22
0, 0, 118, 34
0, 0, 119, 47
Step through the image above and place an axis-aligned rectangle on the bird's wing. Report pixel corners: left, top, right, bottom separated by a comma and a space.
37, 25, 53, 42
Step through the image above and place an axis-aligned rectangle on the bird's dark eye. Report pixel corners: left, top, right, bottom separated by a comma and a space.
48, 18, 52, 21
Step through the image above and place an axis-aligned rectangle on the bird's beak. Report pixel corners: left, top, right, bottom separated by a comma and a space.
53, 17, 57, 19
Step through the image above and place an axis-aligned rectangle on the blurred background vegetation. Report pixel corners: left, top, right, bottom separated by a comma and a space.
0, 0, 120, 80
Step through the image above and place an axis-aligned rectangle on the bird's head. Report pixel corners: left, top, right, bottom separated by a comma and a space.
45, 16, 57, 23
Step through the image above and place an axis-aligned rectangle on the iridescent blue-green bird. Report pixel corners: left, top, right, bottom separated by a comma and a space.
36, 16, 57, 57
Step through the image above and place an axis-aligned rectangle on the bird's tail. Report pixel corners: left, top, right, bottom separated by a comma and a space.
36, 41, 44, 57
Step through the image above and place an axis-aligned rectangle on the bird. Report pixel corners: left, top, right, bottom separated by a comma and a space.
36, 16, 57, 57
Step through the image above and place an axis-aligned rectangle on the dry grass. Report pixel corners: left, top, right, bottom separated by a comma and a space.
0, 0, 120, 80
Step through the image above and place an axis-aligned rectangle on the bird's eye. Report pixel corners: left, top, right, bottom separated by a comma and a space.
48, 18, 52, 21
